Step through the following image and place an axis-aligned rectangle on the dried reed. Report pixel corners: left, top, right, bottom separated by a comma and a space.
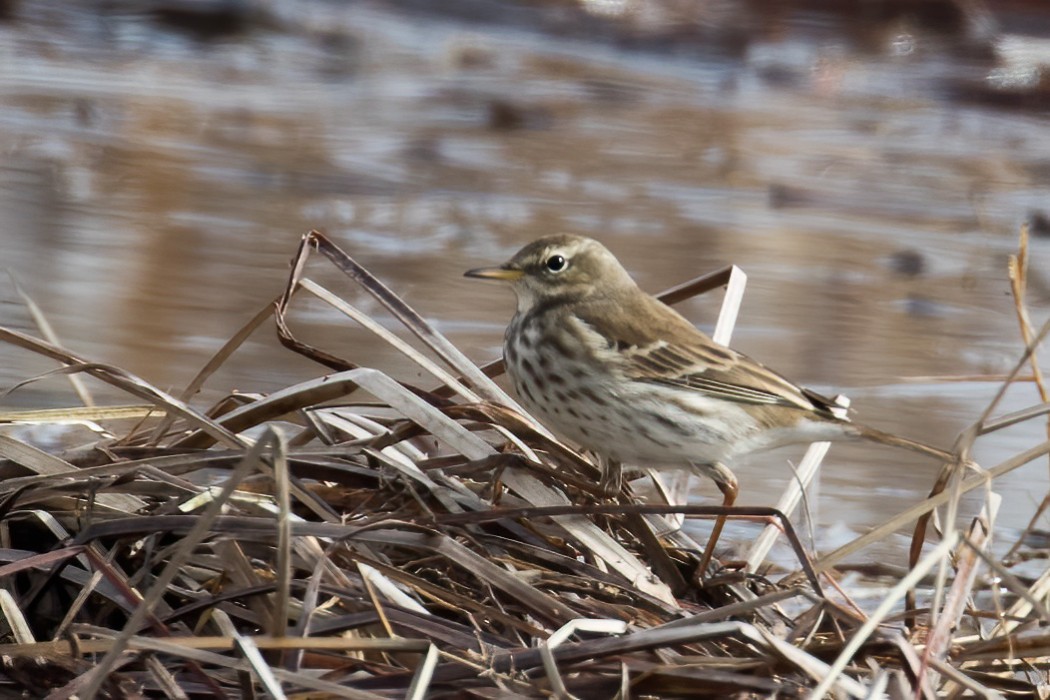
0, 230, 1044, 698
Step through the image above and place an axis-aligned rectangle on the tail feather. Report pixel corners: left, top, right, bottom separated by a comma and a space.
851, 423, 954, 462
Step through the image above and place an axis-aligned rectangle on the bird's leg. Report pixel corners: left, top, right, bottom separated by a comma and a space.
695, 461, 739, 576
598, 456, 623, 497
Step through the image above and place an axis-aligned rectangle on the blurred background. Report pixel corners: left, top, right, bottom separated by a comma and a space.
1, 0, 1048, 559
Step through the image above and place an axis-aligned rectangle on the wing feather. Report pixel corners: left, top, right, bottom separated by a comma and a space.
625, 341, 819, 410
573, 293, 838, 416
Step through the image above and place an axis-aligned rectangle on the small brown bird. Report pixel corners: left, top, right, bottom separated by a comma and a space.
466, 235, 951, 563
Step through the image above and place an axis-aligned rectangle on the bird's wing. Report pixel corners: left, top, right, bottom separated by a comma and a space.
577, 295, 837, 415
624, 339, 828, 412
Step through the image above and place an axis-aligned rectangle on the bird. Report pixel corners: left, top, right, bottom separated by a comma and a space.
464, 234, 953, 568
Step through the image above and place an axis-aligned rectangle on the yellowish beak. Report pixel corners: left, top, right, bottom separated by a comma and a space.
464, 266, 524, 281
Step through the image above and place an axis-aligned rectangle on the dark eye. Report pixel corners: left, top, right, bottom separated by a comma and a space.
545, 254, 567, 272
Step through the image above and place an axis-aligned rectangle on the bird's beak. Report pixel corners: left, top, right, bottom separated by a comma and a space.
464, 265, 524, 281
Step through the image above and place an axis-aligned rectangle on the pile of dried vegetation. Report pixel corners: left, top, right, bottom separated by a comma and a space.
0, 230, 1046, 698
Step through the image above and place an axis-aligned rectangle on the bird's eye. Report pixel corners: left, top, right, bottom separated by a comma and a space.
545, 254, 567, 272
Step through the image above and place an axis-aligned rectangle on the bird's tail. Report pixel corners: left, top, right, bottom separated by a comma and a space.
850, 422, 954, 461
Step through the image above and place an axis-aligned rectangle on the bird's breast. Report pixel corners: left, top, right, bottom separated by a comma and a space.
502, 313, 760, 465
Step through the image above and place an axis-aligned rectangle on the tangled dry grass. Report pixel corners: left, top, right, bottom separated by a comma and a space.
0, 230, 1046, 698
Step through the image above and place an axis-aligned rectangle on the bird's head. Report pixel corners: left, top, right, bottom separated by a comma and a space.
464, 234, 634, 312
